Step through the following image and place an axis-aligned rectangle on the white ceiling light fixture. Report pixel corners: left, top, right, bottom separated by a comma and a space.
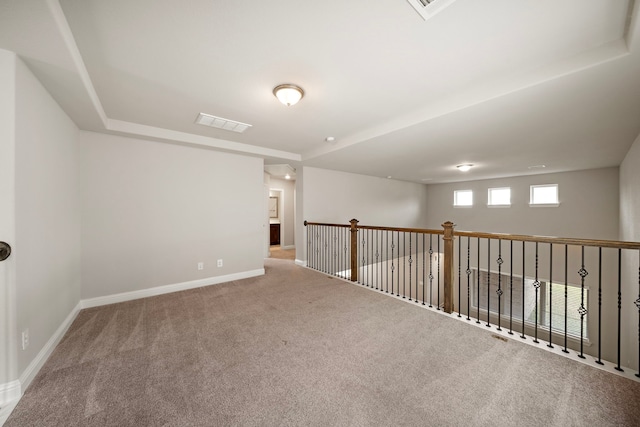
273, 84, 304, 106
456, 164, 473, 172
285, 174, 291, 180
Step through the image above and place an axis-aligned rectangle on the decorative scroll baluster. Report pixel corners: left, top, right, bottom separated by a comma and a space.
496, 240, 503, 331
386, 231, 390, 293
548, 244, 553, 348
391, 233, 395, 296
361, 232, 366, 286
563, 245, 569, 353
429, 235, 433, 307
508, 241, 514, 335
466, 237, 471, 321
596, 248, 603, 365
396, 231, 401, 297
577, 246, 588, 359
533, 242, 540, 344
486, 238, 491, 327
403, 232, 406, 299
437, 236, 441, 310
615, 249, 623, 371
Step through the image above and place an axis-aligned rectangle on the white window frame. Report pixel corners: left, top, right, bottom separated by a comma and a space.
487, 187, 511, 207
530, 184, 559, 207
454, 189, 473, 207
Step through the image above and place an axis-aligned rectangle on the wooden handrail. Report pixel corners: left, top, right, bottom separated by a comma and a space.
454, 230, 640, 250
304, 221, 443, 235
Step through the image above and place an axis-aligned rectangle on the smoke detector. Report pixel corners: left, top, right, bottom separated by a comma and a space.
406, 0, 457, 21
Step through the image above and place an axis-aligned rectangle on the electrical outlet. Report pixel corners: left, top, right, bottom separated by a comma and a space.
22, 329, 29, 350
197, 262, 204, 270
217, 259, 223, 267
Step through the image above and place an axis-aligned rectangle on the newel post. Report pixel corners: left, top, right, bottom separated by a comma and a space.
350, 219, 359, 282
442, 221, 455, 314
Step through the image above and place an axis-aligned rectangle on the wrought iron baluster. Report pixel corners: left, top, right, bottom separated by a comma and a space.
521, 241, 526, 340
477, 238, 481, 323
386, 231, 390, 293
563, 245, 569, 353
376, 230, 380, 290
577, 246, 588, 359
408, 233, 413, 301
429, 234, 433, 307
437, 235, 441, 310
396, 231, 400, 297
596, 248, 603, 365
466, 236, 471, 320
391, 233, 395, 296
533, 242, 540, 343
422, 233, 424, 308
636, 250, 640, 378
496, 240, 503, 331
486, 238, 491, 327
416, 232, 419, 304
548, 244, 554, 348
403, 232, 406, 299
615, 249, 623, 371
508, 240, 513, 335
361, 231, 366, 285
458, 234, 462, 317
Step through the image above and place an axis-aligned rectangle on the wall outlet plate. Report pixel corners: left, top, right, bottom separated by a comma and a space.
197, 262, 204, 270
217, 259, 223, 267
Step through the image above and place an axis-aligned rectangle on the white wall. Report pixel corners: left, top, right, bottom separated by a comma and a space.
425, 168, 619, 239
80, 132, 265, 299
269, 177, 295, 248
0, 49, 18, 392
14, 56, 82, 376
620, 133, 640, 370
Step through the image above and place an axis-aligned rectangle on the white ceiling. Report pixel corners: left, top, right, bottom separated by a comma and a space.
1, 0, 639, 183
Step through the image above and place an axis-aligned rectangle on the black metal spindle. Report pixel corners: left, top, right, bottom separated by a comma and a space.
616, 248, 623, 371
403, 232, 406, 298
477, 238, 481, 323
596, 248, 603, 365
548, 244, 554, 348
486, 238, 491, 327
416, 232, 419, 304
563, 245, 569, 353
437, 236, 441, 310
496, 240, 503, 331
386, 231, 390, 293
636, 250, 640, 378
577, 246, 588, 359
396, 231, 400, 297
422, 233, 426, 305
521, 241, 526, 340
508, 240, 513, 335
533, 242, 540, 343
466, 236, 471, 321
458, 235, 462, 317
391, 232, 395, 295
408, 233, 413, 301
429, 234, 433, 307
361, 230, 366, 285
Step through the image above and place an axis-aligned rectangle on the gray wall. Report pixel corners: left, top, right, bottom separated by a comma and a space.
80, 131, 265, 299
425, 168, 619, 240
620, 133, 640, 370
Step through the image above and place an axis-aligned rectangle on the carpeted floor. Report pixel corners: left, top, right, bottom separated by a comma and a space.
269, 245, 296, 260
6, 259, 640, 426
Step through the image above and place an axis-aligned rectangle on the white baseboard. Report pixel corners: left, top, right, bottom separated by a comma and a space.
0, 380, 21, 407
81, 269, 265, 309
0, 399, 19, 426
19, 302, 82, 393
295, 259, 307, 267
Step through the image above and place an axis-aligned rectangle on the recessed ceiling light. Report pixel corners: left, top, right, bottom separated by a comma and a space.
273, 84, 304, 106
387, 176, 392, 179
528, 164, 547, 169
325, 136, 335, 142
456, 164, 473, 172
285, 174, 291, 180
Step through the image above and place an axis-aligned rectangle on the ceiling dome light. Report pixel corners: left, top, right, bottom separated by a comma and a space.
273, 84, 304, 106
285, 174, 291, 180
456, 164, 473, 172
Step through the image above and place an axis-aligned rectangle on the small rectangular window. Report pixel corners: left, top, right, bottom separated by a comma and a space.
530, 184, 559, 206
488, 187, 511, 206
454, 190, 473, 207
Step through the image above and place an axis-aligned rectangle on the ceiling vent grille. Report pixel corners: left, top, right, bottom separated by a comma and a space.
195, 113, 252, 133
406, 0, 457, 21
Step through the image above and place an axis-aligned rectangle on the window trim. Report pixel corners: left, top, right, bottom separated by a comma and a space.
487, 187, 511, 207
529, 184, 560, 207
453, 189, 473, 207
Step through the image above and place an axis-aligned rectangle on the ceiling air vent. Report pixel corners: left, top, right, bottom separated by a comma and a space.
406, 0, 457, 21
195, 113, 252, 133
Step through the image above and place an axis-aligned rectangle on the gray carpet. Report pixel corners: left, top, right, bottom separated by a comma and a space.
6, 259, 640, 426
